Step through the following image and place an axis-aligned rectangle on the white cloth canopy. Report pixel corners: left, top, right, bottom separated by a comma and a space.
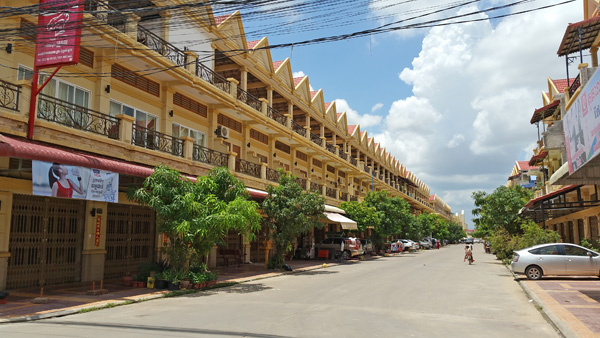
323, 212, 358, 230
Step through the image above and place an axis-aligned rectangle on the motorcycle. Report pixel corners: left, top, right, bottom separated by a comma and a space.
466, 253, 473, 265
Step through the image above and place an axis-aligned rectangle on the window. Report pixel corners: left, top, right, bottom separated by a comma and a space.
172, 123, 205, 147
109, 100, 157, 130
564, 245, 595, 257
19, 65, 90, 108
530, 245, 562, 255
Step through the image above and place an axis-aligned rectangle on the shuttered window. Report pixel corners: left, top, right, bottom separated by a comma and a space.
275, 141, 290, 154
111, 64, 160, 97
312, 159, 322, 168
296, 151, 307, 162
173, 92, 207, 118
250, 129, 268, 144
217, 114, 242, 133
79, 48, 94, 68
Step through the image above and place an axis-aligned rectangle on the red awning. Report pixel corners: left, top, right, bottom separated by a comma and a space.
557, 16, 600, 56
508, 174, 519, 180
523, 185, 581, 208
0, 134, 270, 199
530, 100, 559, 124
528, 151, 548, 166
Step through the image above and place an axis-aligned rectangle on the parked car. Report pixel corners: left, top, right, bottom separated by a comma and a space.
419, 239, 432, 249
314, 237, 362, 259
511, 243, 600, 280
359, 238, 374, 255
398, 239, 412, 252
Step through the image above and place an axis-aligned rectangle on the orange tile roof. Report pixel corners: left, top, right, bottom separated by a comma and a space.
326, 102, 332, 110
272, 60, 284, 70
310, 90, 319, 99
247, 40, 260, 49
293, 77, 304, 86
336, 112, 342, 118
517, 160, 538, 171
551, 78, 575, 93
347, 125, 357, 134
215, 14, 232, 25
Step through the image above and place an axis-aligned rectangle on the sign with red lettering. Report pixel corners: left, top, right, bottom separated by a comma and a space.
95, 215, 101, 247
35, 0, 83, 69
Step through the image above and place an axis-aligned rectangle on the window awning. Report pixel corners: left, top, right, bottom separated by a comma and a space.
557, 16, 600, 57
530, 100, 559, 124
529, 151, 548, 166
324, 212, 357, 230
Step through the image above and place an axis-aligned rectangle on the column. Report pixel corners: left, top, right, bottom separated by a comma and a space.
240, 67, 248, 92
81, 201, 108, 282
0, 191, 12, 290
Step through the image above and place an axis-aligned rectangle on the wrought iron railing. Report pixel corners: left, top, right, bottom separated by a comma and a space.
350, 157, 357, 166
196, 62, 231, 94
137, 25, 186, 67
340, 192, 348, 201
236, 88, 262, 112
364, 166, 371, 175
291, 120, 306, 137
235, 158, 261, 178
569, 74, 581, 97
310, 132, 322, 146
84, 0, 127, 33
310, 182, 322, 193
339, 151, 347, 161
37, 94, 119, 139
325, 142, 336, 154
296, 177, 307, 189
350, 195, 358, 202
326, 187, 337, 198
266, 167, 280, 182
132, 124, 183, 156
192, 144, 229, 167
267, 106, 287, 126
0, 79, 21, 112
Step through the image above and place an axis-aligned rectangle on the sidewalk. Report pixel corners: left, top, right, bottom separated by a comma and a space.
0, 257, 371, 323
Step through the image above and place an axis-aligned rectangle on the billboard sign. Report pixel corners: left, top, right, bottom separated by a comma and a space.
564, 68, 600, 174
32, 160, 119, 203
34, 0, 84, 69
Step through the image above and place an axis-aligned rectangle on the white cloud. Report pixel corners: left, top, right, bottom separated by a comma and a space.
448, 134, 465, 148
335, 99, 382, 128
371, 103, 384, 113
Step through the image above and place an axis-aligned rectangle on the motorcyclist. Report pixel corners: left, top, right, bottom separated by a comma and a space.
464, 244, 474, 262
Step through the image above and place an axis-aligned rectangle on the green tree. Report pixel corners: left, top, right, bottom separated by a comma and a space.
128, 166, 262, 270
472, 185, 533, 236
262, 171, 325, 269
447, 222, 467, 243
364, 191, 412, 249
415, 213, 442, 240
339, 200, 381, 233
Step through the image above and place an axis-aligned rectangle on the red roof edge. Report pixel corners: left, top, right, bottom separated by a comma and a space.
524, 185, 581, 208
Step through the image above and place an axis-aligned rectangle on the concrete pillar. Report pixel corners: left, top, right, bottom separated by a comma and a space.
0, 191, 12, 290
227, 78, 239, 99
116, 114, 135, 144
125, 12, 141, 41
240, 68, 248, 92
185, 50, 198, 74
93, 54, 111, 115
81, 201, 108, 282
591, 47, 598, 68
182, 136, 194, 160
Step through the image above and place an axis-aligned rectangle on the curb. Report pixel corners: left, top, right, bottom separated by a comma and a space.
507, 267, 575, 338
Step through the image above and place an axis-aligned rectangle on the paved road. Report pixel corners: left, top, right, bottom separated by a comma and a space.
0, 245, 559, 338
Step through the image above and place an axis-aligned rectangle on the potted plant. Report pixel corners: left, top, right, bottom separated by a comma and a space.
0, 291, 8, 304
135, 274, 148, 288
206, 272, 218, 287
122, 274, 134, 287
154, 271, 168, 290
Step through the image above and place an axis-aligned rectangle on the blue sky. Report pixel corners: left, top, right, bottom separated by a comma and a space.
218, 0, 582, 228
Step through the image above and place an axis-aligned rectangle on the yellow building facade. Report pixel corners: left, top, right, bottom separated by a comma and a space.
0, 0, 448, 290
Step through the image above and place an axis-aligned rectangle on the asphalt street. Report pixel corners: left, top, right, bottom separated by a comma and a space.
0, 244, 559, 338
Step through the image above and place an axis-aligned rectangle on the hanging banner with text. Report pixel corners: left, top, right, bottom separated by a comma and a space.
32, 160, 119, 203
35, 0, 84, 69
564, 68, 600, 174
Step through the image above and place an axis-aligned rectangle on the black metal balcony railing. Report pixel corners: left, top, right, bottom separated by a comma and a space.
364, 166, 371, 175
310, 182, 322, 193
296, 177, 307, 189
325, 142, 336, 155
235, 158, 261, 178
340, 191, 348, 201
310, 132, 322, 146
326, 187, 337, 198
196, 62, 231, 94
0, 79, 21, 112
132, 124, 183, 157
266, 106, 287, 126
349, 195, 358, 202
339, 151, 347, 161
192, 144, 229, 167
84, 0, 128, 33
569, 74, 581, 97
350, 157, 357, 166
291, 120, 306, 137
266, 167, 280, 182
237, 88, 262, 112
37, 94, 120, 139
137, 25, 186, 67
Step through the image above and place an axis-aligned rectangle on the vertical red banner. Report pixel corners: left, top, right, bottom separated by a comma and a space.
95, 215, 101, 247
35, 0, 84, 69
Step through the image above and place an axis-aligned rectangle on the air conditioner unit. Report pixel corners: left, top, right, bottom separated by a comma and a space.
215, 126, 229, 139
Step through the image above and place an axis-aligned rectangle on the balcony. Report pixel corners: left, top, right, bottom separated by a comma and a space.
266, 167, 281, 182
296, 177, 307, 189
0, 79, 21, 112
196, 61, 231, 94
325, 142, 336, 155
235, 158, 261, 178
310, 182, 322, 192
326, 187, 337, 199
237, 88, 262, 112
192, 144, 229, 167
37, 94, 120, 139
84, 0, 128, 33
132, 124, 183, 157
349, 195, 358, 202
267, 106, 287, 127
310, 132, 322, 146
291, 120, 307, 137
339, 151, 347, 161
568, 74, 581, 98
340, 191, 348, 201
350, 157, 357, 166
137, 25, 186, 67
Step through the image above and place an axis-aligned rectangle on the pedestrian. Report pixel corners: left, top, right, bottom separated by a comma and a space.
436, 240, 440, 249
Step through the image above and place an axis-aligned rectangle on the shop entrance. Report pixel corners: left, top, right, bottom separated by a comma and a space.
8, 194, 85, 289
104, 204, 156, 279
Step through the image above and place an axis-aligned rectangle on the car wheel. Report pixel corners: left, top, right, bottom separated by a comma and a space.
341, 251, 350, 260
525, 265, 543, 280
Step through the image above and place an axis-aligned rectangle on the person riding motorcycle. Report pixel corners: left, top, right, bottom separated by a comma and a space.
464, 244, 474, 263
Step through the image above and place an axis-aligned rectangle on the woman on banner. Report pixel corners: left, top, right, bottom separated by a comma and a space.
49, 163, 84, 198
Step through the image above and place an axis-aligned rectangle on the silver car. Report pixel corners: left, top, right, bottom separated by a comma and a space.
511, 243, 600, 280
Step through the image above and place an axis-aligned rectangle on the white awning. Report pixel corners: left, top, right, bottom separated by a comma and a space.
324, 205, 346, 214
324, 212, 357, 230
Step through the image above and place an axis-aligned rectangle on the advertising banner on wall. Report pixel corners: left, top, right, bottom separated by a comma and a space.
32, 160, 119, 203
564, 68, 600, 174
35, 0, 84, 69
